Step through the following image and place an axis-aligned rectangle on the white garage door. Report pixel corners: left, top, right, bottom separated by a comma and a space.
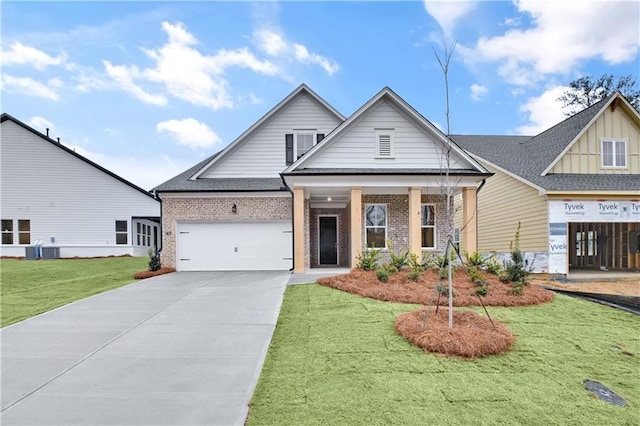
176, 222, 293, 271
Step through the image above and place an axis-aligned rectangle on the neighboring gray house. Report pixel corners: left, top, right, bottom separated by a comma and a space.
1, 113, 160, 258
155, 84, 489, 272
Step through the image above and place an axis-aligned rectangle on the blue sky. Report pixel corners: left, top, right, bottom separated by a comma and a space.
2, 1, 639, 190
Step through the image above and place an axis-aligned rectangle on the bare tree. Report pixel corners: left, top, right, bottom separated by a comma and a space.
433, 40, 457, 328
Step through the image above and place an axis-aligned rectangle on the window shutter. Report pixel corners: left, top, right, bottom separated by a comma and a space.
378, 134, 392, 157
285, 134, 294, 165
317, 133, 325, 143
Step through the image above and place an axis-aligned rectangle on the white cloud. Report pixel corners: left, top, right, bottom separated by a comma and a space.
253, 29, 339, 75
104, 21, 280, 110
1, 74, 60, 100
103, 60, 168, 106
156, 118, 221, 150
516, 86, 569, 135
461, 0, 640, 86
470, 83, 488, 102
27, 116, 54, 132
423, 0, 477, 37
0, 42, 67, 70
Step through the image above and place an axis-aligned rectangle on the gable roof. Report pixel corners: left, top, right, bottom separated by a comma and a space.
190, 83, 345, 180
283, 86, 489, 175
452, 92, 640, 192
153, 151, 286, 192
1, 113, 158, 200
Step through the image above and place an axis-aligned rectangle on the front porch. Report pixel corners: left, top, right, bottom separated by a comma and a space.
291, 182, 479, 273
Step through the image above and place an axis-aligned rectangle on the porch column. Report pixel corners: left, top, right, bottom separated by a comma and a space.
350, 187, 362, 268
408, 187, 422, 263
293, 187, 305, 273
461, 187, 477, 255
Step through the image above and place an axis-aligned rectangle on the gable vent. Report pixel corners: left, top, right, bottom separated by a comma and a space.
377, 134, 392, 157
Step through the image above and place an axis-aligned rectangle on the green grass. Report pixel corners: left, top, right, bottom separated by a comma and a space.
248, 284, 640, 426
1, 257, 147, 327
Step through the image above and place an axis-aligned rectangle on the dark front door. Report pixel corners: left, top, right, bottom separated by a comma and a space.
319, 216, 338, 265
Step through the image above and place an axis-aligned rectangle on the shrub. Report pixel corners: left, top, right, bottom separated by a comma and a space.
148, 248, 161, 272
467, 266, 487, 287
384, 263, 398, 274
475, 285, 489, 297
508, 282, 525, 296
387, 240, 409, 270
422, 253, 440, 269
407, 268, 422, 282
356, 246, 381, 271
503, 222, 534, 285
436, 284, 454, 297
376, 267, 390, 283
407, 253, 423, 271
466, 251, 484, 267
484, 254, 503, 276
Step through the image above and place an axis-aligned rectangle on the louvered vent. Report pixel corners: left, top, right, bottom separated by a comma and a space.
378, 134, 392, 157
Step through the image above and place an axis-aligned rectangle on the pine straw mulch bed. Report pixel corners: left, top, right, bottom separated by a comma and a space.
395, 308, 515, 358
316, 267, 554, 307
133, 267, 176, 279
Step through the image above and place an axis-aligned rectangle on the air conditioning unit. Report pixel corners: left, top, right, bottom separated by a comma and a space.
41, 247, 60, 259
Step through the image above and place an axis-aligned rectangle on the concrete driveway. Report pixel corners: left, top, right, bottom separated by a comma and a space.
1, 271, 290, 425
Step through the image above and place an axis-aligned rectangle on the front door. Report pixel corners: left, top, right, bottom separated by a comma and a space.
319, 216, 338, 265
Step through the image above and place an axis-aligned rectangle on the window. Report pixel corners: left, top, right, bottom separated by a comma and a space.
602, 139, 627, 168
18, 220, 30, 245
421, 205, 436, 249
453, 228, 460, 251
295, 132, 315, 159
375, 129, 394, 158
2, 219, 13, 244
365, 204, 387, 248
115, 220, 128, 245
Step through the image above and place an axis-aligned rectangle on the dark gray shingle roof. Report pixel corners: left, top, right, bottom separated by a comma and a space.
452, 94, 640, 192
153, 153, 287, 192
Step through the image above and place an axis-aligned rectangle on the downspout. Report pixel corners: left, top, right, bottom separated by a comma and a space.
153, 190, 163, 255
474, 179, 487, 252
280, 173, 295, 272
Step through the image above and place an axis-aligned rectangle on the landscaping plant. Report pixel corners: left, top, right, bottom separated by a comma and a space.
355, 246, 381, 271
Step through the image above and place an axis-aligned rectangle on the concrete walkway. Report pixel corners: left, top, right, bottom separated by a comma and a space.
1, 271, 290, 426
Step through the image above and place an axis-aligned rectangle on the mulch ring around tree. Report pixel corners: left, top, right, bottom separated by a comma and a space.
395, 308, 515, 358
316, 268, 554, 307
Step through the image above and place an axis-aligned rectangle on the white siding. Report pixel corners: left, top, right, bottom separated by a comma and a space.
303, 101, 470, 169
202, 93, 343, 177
0, 120, 160, 256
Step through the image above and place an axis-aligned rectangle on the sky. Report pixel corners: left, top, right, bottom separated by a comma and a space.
2, 0, 639, 191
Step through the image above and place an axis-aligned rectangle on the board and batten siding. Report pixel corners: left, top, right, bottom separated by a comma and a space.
549, 104, 640, 174
0, 120, 159, 256
476, 163, 548, 252
303, 100, 469, 169
201, 93, 343, 178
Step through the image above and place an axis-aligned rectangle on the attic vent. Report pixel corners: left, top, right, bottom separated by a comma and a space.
375, 129, 394, 158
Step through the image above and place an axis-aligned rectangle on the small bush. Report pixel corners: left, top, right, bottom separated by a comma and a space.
356, 246, 381, 271
436, 284, 454, 297
484, 254, 503, 276
407, 268, 422, 282
508, 282, 525, 296
407, 253, 423, 271
466, 251, 484, 267
467, 266, 488, 287
387, 240, 409, 270
475, 285, 489, 297
148, 248, 161, 272
503, 222, 534, 285
376, 268, 390, 283
422, 253, 440, 269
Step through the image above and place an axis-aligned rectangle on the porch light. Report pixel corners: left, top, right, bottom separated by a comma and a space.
327, 196, 332, 202
232, 203, 237, 214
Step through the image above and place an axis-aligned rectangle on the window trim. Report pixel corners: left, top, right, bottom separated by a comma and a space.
375, 128, 394, 158
115, 220, 128, 245
364, 203, 387, 249
293, 130, 317, 160
421, 204, 437, 250
18, 219, 31, 245
601, 138, 627, 169
2, 219, 14, 245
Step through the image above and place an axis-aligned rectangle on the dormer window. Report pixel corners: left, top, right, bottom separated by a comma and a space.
601, 139, 627, 168
375, 129, 394, 158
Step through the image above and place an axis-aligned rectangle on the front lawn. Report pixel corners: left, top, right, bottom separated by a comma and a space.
0, 257, 147, 327
248, 284, 640, 425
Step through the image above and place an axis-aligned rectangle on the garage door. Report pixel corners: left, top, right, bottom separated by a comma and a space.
176, 222, 293, 271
